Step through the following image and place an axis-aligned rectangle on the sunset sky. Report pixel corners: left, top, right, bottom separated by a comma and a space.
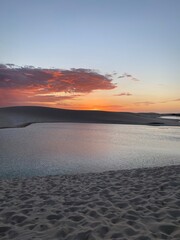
0, 0, 180, 112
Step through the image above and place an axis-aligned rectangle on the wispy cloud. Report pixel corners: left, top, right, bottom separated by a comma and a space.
118, 73, 140, 81
135, 101, 155, 106
134, 98, 180, 106
160, 98, 180, 104
114, 92, 132, 96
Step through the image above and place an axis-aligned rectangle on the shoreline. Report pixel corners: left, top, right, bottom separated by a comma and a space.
0, 120, 179, 130
0, 164, 180, 239
0, 121, 170, 130
1, 163, 180, 181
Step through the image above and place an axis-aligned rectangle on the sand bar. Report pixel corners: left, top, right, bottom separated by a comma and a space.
0, 165, 180, 239
0, 106, 180, 129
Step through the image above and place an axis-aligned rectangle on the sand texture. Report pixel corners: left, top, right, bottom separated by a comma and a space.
0, 165, 180, 240
0, 106, 180, 128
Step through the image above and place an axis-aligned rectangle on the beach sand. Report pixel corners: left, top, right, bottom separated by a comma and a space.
0, 106, 180, 129
0, 165, 180, 240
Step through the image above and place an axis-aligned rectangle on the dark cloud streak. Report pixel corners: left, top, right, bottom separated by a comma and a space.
114, 92, 132, 96
118, 73, 140, 81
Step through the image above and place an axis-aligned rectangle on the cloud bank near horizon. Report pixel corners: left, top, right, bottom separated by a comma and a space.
0, 64, 116, 93
0, 64, 116, 107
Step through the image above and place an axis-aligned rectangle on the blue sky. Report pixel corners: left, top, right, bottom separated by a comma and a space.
0, 0, 180, 112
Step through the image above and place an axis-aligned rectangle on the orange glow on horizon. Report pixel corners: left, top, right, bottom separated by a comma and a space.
0, 65, 179, 113
0, 85, 179, 113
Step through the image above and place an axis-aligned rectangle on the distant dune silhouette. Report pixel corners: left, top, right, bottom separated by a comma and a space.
0, 106, 179, 128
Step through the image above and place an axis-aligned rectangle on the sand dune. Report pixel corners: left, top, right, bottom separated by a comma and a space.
0, 106, 179, 128
0, 165, 179, 239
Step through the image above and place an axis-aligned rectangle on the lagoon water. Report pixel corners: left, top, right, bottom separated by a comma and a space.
0, 123, 180, 178
160, 116, 180, 121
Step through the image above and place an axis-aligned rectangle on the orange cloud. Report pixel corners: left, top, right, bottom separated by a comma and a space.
0, 64, 116, 107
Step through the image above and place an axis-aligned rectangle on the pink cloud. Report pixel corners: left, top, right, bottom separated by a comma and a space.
0, 64, 116, 107
0, 64, 116, 93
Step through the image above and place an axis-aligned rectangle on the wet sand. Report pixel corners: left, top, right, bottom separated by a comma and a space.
0, 165, 180, 240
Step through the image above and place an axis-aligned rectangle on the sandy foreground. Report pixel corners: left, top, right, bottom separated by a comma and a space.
0, 165, 180, 240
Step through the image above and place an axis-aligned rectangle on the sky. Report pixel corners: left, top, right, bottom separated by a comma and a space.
0, 0, 180, 112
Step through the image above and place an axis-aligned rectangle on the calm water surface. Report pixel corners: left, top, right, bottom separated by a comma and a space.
160, 116, 180, 121
0, 123, 180, 178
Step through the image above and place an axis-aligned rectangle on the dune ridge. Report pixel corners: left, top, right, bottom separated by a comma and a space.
0, 106, 179, 129
0, 165, 180, 239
